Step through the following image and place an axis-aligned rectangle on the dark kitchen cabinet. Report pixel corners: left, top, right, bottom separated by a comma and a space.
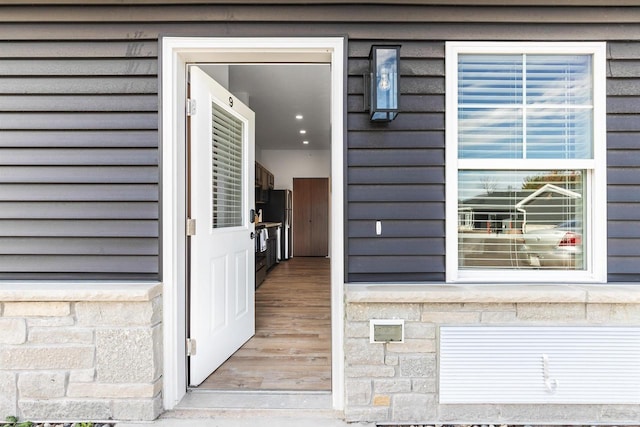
255, 162, 274, 204
266, 226, 278, 269
255, 224, 280, 288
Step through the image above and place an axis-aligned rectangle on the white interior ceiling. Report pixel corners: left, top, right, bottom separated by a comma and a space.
199, 63, 331, 150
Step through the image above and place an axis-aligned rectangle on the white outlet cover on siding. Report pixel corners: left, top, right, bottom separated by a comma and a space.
439, 326, 640, 404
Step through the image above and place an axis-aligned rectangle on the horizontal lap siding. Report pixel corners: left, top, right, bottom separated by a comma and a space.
347, 40, 445, 282
0, 36, 159, 279
0, 4, 638, 282
607, 42, 640, 281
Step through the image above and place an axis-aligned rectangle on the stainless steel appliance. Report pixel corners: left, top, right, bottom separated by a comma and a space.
262, 189, 292, 260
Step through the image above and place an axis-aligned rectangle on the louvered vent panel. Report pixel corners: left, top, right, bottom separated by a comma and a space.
440, 326, 640, 404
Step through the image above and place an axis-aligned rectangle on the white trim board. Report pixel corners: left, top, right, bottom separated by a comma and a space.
160, 37, 345, 412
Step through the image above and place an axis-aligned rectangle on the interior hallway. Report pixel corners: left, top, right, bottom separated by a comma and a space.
198, 256, 332, 391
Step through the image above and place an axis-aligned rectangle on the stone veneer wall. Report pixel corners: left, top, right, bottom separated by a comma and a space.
0, 284, 163, 422
345, 285, 640, 425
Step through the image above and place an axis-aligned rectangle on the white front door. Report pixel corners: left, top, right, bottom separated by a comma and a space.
188, 65, 256, 386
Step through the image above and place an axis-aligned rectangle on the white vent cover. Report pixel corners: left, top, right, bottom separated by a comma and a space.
440, 326, 640, 404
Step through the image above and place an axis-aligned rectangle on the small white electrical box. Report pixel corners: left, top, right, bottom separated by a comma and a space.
370, 319, 404, 343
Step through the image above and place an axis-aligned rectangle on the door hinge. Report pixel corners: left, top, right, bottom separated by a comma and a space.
186, 338, 196, 356
186, 218, 196, 236
186, 98, 197, 116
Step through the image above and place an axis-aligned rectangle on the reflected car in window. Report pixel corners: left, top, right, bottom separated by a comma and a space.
521, 219, 583, 269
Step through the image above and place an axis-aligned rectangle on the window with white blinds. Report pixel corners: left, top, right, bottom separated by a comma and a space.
445, 42, 607, 283
212, 102, 244, 229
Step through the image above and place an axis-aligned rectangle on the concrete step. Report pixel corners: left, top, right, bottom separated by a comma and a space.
114, 391, 376, 427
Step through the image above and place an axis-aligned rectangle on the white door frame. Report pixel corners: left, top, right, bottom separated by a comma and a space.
160, 37, 345, 411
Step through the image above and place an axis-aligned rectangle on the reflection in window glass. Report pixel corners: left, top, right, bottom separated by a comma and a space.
459, 108, 523, 158
457, 54, 593, 160
526, 109, 593, 159
458, 170, 584, 271
526, 55, 592, 105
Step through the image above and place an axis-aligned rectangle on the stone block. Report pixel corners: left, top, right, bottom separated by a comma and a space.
387, 338, 435, 353
345, 321, 370, 338
344, 406, 389, 423
516, 303, 585, 322
373, 395, 391, 406
404, 322, 436, 339
18, 371, 66, 399
346, 365, 396, 378
346, 379, 372, 405
399, 354, 436, 378
347, 303, 421, 322
587, 303, 612, 323
0, 371, 17, 417
587, 304, 640, 324
384, 355, 398, 366
20, 399, 112, 420
112, 395, 163, 421
3, 302, 70, 317
151, 324, 163, 380
67, 379, 162, 398
345, 338, 384, 365
26, 316, 74, 327
481, 311, 518, 323
462, 303, 516, 312
28, 327, 94, 344
0, 318, 26, 344
96, 327, 158, 383
421, 303, 464, 312
499, 404, 600, 423
600, 404, 640, 422
438, 404, 501, 423
0, 346, 94, 370
373, 378, 411, 393
69, 368, 95, 383
412, 378, 436, 393
76, 300, 157, 327
421, 311, 480, 324
391, 393, 436, 422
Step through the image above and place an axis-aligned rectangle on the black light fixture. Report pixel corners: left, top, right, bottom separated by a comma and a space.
369, 45, 400, 121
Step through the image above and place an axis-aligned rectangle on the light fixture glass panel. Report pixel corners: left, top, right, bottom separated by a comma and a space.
370, 45, 400, 121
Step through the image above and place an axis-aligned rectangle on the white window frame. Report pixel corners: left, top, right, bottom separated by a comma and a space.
445, 42, 607, 283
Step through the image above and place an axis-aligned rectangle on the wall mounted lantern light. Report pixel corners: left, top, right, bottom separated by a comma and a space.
369, 45, 400, 121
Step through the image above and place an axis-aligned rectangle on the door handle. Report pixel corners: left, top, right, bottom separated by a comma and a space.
250, 232, 255, 239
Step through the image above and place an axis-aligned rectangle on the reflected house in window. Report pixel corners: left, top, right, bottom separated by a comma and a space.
516, 183, 582, 232
458, 188, 526, 234
459, 182, 582, 234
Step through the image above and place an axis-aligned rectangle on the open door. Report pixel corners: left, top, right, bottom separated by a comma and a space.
188, 66, 256, 386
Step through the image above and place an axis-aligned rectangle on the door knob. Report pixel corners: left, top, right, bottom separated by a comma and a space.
250, 232, 255, 239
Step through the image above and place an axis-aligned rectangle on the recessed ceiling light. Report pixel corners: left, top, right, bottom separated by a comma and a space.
303, 140, 309, 145
299, 130, 307, 134
295, 114, 303, 120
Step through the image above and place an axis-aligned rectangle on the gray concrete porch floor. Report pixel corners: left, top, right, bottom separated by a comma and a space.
115, 391, 375, 427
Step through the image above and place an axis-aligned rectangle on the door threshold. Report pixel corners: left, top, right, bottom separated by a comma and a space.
177, 389, 333, 411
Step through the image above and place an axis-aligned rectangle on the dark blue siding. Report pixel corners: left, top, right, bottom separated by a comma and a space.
0, 3, 638, 282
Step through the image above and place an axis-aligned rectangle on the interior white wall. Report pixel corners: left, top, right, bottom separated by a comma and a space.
260, 149, 330, 190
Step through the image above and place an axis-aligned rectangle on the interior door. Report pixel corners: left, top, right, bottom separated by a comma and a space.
293, 178, 329, 256
188, 66, 256, 386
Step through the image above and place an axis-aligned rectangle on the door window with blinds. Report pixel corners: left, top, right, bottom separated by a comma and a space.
445, 42, 607, 283
212, 103, 244, 228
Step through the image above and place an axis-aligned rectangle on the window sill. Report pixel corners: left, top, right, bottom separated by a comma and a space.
0, 281, 162, 302
346, 283, 640, 304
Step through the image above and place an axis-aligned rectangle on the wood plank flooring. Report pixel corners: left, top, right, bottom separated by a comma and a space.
198, 256, 332, 391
